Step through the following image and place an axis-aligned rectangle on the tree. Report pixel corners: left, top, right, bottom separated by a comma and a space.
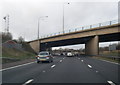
2, 32, 13, 43
17, 36, 24, 44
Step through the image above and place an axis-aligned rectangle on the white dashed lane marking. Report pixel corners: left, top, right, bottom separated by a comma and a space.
107, 81, 116, 85
42, 70, 46, 73
22, 79, 34, 85
96, 71, 98, 73
63, 57, 65, 59
51, 65, 56, 68
60, 60, 62, 62
81, 60, 84, 62
88, 64, 92, 68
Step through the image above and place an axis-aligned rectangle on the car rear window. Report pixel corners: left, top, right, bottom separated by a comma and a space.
39, 52, 49, 55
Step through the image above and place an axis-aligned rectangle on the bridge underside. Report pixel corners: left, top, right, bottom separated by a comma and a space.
41, 33, 119, 47
40, 33, 119, 55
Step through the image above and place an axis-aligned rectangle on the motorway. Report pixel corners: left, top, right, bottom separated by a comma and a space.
2, 55, 120, 85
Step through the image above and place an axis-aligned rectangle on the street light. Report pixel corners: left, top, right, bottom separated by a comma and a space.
62, 2, 70, 34
3, 14, 9, 33
37, 16, 48, 52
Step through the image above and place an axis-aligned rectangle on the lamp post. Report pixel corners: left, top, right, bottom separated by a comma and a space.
38, 16, 48, 53
62, 2, 70, 34
3, 16, 6, 32
3, 15, 9, 33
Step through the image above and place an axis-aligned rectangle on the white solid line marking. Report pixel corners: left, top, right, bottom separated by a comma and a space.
98, 59, 120, 65
88, 64, 92, 68
51, 65, 56, 68
107, 81, 116, 85
23, 79, 34, 85
81, 60, 84, 62
60, 60, 62, 62
0, 62, 35, 71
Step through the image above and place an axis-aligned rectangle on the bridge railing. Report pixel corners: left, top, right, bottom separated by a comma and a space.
41, 19, 118, 39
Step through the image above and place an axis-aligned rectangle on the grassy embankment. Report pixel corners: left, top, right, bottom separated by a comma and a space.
2, 47, 36, 64
93, 50, 120, 64
99, 50, 120, 56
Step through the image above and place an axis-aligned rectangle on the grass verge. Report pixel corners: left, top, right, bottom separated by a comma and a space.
2, 47, 36, 64
92, 56, 120, 64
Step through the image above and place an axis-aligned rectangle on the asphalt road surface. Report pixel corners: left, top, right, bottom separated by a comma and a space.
2, 55, 120, 85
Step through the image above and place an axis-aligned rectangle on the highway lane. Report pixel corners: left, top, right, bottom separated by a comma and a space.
31, 56, 109, 84
2, 56, 64, 83
77, 56, 119, 84
2, 55, 119, 85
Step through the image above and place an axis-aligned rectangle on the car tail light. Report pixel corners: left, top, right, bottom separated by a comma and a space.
46, 56, 50, 57
36, 56, 39, 57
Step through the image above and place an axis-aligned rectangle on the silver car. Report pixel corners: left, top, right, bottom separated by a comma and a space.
36, 51, 53, 63
67, 52, 73, 57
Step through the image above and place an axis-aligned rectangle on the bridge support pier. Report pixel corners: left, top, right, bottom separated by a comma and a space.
29, 40, 40, 53
85, 35, 99, 55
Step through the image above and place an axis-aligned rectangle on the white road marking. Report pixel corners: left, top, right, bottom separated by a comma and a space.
63, 57, 66, 59
88, 64, 92, 68
98, 59, 120, 65
42, 70, 46, 72
60, 60, 62, 62
107, 81, 116, 85
0, 62, 35, 71
81, 60, 84, 62
51, 65, 56, 68
23, 79, 34, 85
96, 71, 98, 73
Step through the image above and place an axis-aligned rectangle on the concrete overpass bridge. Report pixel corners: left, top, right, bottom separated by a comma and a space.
28, 20, 120, 55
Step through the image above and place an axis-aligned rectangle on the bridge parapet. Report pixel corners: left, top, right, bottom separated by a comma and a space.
40, 20, 118, 39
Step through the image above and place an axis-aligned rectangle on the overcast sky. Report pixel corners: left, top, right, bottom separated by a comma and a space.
0, 0, 119, 49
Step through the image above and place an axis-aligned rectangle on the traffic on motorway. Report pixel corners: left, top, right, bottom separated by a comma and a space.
36, 51, 53, 63
2, 51, 119, 85
35, 51, 77, 63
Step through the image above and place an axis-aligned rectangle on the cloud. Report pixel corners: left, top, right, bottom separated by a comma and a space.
0, 0, 118, 49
